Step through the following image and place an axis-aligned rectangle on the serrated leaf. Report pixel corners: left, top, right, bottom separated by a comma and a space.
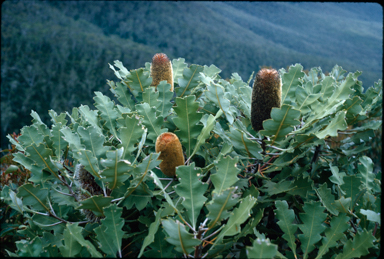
211, 156, 240, 194
9, 189, 24, 213
228, 126, 263, 159
172, 58, 188, 83
136, 103, 167, 142
94, 204, 125, 257
48, 109, 68, 125
25, 144, 59, 179
109, 60, 130, 80
298, 201, 327, 259
60, 126, 83, 151
144, 229, 174, 258
143, 86, 160, 109
156, 81, 174, 117
260, 104, 301, 145
121, 181, 152, 211
173, 95, 203, 157
360, 209, 380, 224
176, 64, 204, 97
93, 91, 120, 140
287, 175, 314, 197
329, 165, 346, 186
18, 125, 45, 147
77, 125, 109, 160
275, 200, 298, 259
315, 111, 348, 139
259, 179, 295, 195
16, 237, 43, 257
117, 116, 144, 160
162, 219, 201, 255
340, 175, 362, 208
281, 64, 305, 104
125, 68, 152, 97
206, 187, 239, 229
50, 123, 68, 159
138, 208, 163, 258
334, 229, 375, 259
78, 105, 101, 133
17, 184, 49, 212
77, 195, 113, 217
246, 237, 278, 259
204, 79, 234, 124
214, 195, 257, 244
357, 156, 375, 192
65, 223, 102, 257
315, 213, 350, 259
100, 148, 132, 190
174, 163, 208, 230
295, 86, 322, 113
113, 81, 136, 110
190, 109, 223, 159
316, 183, 339, 216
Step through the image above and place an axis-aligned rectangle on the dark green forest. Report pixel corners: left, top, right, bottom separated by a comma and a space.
1, 1, 382, 150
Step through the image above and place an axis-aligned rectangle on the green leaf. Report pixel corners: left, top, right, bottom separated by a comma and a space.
340, 175, 362, 208
143, 229, 174, 258
125, 67, 152, 97
109, 60, 130, 80
78, 105, 102, 133
332, 197, 352, 215
8, 188, 24, 213
213, 195, 257, 246
203, 78, 234, 124
16, 237, 43, 257
93, 91, 120, 140
138, 208, 163, 258
360, 209, 380, 224
287, 175, 314, 197
50, 123, 68, 159
260, 104, 301, 145
121, 182, 152, 211
298, 201, 327, 259
117, 116, 144, 160
136, 103, 167, 142
275, 200, 298, 259
228, 126, 263, 160
246, 237, 278, 259
315, 213, 350, 259
18, 125, 45, 147
316, 183, 339, 216
190, 109, 223, 159
172, 58, 188, 83
173, 163, 208, 230
259, 179, 295, 196
17, 184, 49, 212
77, 125, 109, 161
100, 147, 132, 190
143, 86, 160, 109
357, 156, 375, 192
112, 81, 136, 110
94, 204, 125, 257
77, 195, 113, 217
25, 144, 59, 179
161, 219, 201, 255
206, 187, 239, 229
64, 223, 102, 257
315, 111, 348, 139
211, 156, 240, 194
60, 126, 84, 151
295, 86, 322, 113
329, 165, 346, 186
281, 64, 305, 104
176, 64, 204, 97
334, 229, 375, 259
173, 95, 203, 157
156, 81, 174, 117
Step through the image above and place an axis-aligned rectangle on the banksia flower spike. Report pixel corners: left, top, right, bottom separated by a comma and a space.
251, 68, 282, 131
155, 132, 185, 177
150, 53, 174, 91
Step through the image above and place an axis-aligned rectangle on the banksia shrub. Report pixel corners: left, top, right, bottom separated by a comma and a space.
150, 53, 174, 91
251, 68, 282, 131
155, 132, 184, 177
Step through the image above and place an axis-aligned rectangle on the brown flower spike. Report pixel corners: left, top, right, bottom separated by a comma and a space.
150, 53, 174, 91
155, 132, 185, 177
251, 68, 282, 131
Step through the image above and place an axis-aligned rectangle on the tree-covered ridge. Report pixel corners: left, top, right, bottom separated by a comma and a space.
1, 1, 382, 149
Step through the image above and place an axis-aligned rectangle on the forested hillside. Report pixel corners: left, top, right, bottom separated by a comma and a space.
1, 1, 382, 149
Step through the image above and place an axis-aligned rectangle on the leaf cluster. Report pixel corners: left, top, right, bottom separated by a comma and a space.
1, 58, 381, 258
